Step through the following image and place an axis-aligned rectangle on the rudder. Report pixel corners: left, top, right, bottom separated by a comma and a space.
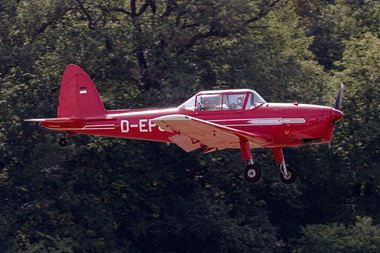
58, 64, 106, 118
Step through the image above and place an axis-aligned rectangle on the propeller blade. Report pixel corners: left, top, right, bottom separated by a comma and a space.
330, 83, 343, 148
335, 83, 344, 110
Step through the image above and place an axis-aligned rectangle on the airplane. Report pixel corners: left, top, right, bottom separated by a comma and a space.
25, 64, 344, 184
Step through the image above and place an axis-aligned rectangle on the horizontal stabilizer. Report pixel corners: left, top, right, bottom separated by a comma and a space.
24, 118, 81, 123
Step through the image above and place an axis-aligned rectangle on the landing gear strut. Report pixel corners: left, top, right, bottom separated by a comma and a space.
59, 132, 77, 147
240, 141, 262, 183
273, 147, 297, 184
240, 143, 298, 184
279, 163, 297, 184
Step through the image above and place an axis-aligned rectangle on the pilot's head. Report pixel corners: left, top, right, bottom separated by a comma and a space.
204, 100, 211, 110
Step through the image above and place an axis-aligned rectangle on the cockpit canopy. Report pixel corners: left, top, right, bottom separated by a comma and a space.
180, 89, 265, 111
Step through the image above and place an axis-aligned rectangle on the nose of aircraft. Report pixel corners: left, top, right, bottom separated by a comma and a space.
331, 108, 344, 122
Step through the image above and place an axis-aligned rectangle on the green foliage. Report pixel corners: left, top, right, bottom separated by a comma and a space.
332, 32, 380, 221
2, 0, 380, 252
295, 217, 380, 252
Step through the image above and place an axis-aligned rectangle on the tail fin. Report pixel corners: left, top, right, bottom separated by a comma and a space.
58, 64, 106, 118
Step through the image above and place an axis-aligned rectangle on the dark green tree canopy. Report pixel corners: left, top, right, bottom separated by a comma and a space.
2, 0, 380, 252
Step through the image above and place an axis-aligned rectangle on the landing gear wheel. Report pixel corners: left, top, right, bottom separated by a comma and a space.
244, 164, 261, 183
59, 138, 68, 147
280, 165, 297, 184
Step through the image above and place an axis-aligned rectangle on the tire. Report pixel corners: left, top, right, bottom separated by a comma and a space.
244, 164, 261, 183
59, 138, 68, 147
280, 165, 297, 184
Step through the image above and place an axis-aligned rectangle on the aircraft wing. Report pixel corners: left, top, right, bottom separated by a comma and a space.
152, 114, 273, 153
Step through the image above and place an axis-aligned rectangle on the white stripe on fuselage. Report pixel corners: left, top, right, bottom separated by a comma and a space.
49, 118, 305, 132
210, 118, 305, 126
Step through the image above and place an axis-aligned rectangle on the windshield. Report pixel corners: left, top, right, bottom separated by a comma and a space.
245, 91, 265, 110
180, 95, 196, 111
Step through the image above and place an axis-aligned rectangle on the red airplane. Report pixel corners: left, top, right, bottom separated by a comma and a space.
25, 64, 344, 184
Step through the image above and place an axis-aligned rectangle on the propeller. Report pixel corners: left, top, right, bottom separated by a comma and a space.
292, 83, 344, 150
335, 83, 344, 111
329, 83, 344, 149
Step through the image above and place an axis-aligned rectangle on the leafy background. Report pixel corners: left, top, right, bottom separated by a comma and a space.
1, 0, 380, 252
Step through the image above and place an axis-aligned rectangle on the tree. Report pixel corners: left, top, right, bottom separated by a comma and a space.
4, 0, 378, 251
333, 32, 380, 221
294, 217, 380, 252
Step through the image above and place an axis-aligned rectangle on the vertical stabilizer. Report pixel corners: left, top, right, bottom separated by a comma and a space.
58, 64, 106, 118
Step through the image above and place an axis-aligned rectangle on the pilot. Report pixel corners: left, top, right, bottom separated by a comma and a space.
203, 100, 211, 111
236, 97, 243, 109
